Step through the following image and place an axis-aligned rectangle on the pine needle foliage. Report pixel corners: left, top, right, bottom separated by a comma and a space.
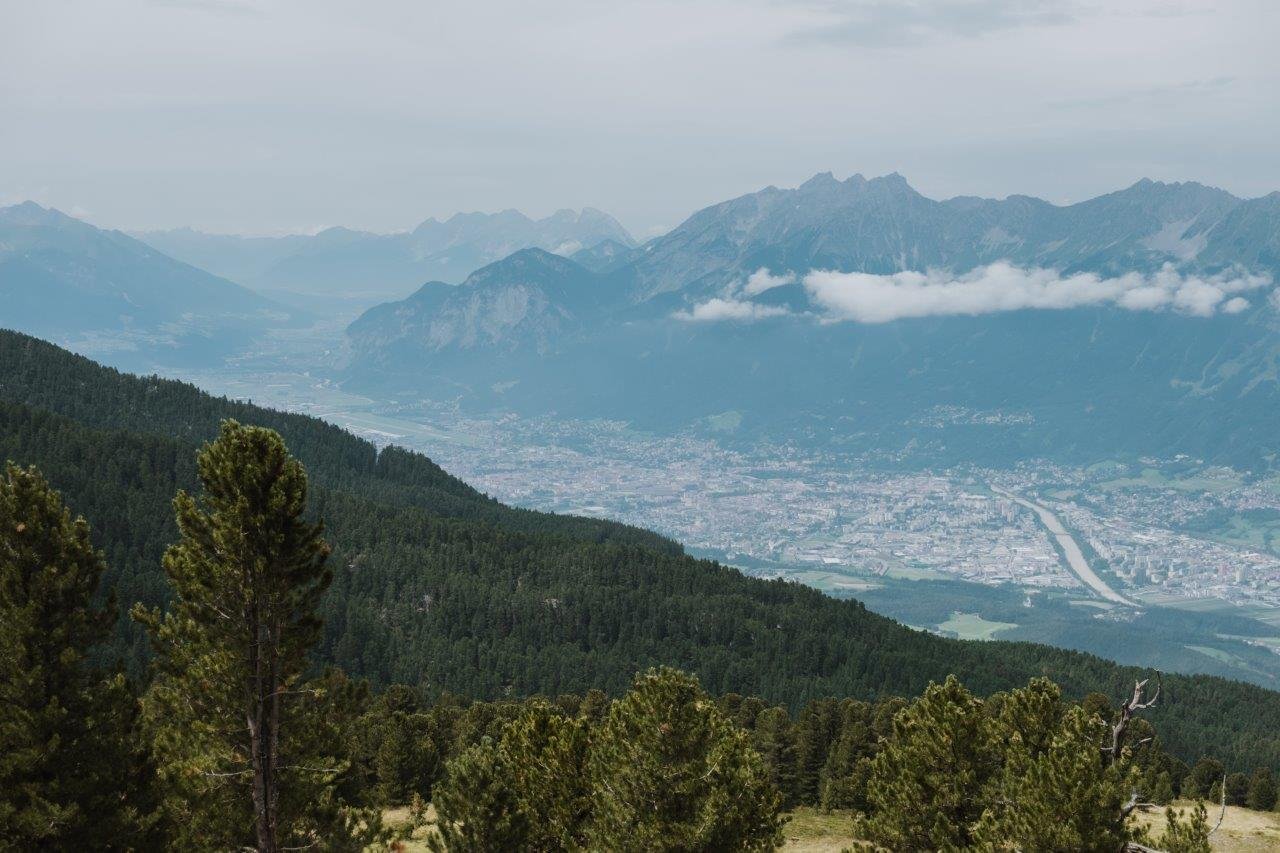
133, 421, 378, 851
0, 463, 152, 849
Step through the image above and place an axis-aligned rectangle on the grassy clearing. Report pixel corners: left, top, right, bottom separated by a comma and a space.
382, 803, 1280, 850
780, 807, 861, 851
938, 611, 1019, 641
380, 806, 864, 851
381, 804, 432, 852
1131, 802, 1280, 852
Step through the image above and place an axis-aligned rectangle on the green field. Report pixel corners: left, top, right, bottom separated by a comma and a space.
1098, 466, 1244, 494
1184, 645, 1273, 681
938, 611, 1019, 641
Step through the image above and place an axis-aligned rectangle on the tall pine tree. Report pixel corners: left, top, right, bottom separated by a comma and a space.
586, 667, 782, 852
134, 420, 375, 851
0, 463, 151, 848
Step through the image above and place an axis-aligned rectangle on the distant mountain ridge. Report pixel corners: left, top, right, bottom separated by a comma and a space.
0, 201, 293, 367
346, 248, 617, 365
344, 173, 1280, 469
138, 207, 635, 305
612, 173, 1252, 306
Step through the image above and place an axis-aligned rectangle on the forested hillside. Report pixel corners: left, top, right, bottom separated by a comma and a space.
2, 328, 1280, 773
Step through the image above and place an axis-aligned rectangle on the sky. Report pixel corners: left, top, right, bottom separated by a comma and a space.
2, 0, 1277, 237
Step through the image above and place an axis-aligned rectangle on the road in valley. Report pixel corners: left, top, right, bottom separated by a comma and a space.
991, 487, 1135, 607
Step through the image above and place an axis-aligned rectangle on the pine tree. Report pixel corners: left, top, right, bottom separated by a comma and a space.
1183, 757, 1225, 801
429, 702, 590, 852
133, 420, 376, 851
428, 738, 529, 852
586, 667, 783, 852
972, 680, 1132, 851
1148, 802, 1212, 853
855, 676, 1159, 851
1224, 771, 1249, 806
752, 706, 798, 807
792, 697, 840, 805
1247, 767, 1277, 811
856, 675, 998, 849
0, 463, 152, 848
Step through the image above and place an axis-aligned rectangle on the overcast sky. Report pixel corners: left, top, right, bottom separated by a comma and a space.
2, 0, 1277, 236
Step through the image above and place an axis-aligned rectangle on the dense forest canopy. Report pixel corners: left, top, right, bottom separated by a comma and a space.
2, 328, 1280, 774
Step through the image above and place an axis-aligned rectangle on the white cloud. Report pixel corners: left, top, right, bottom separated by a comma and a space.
802, 262, 1271, 324
742, 268, 796, 296
673, 298, 792, 323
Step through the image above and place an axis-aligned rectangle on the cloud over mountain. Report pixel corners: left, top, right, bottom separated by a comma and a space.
802, 262, 1271, 324
673, 298, 792, 323
742, 268, 797, 296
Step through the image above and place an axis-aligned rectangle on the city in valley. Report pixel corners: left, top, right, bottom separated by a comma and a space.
173, 364, 1280, 636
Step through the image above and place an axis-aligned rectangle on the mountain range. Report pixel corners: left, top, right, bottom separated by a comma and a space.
137, 207, 634, 309
0, 201, 294, 367
5, 173, 1279, 467
343, 174, 1280, 469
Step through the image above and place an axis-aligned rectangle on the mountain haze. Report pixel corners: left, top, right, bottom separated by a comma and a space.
0, 202, 293, 366
345, 174, 1280, 469
139, 207, 634, 307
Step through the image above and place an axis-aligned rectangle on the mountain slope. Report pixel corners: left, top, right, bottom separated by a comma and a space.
4, 328, 1280, 772
345, 249, 615, 367
0, 202, 296, 366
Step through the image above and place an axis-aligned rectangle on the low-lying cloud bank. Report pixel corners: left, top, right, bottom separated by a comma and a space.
806, 263, 1270, 323
672, 297, 791, 323
674, 263, 1272, 324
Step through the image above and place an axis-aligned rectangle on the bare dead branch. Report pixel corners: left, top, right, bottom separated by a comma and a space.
1104, 671, 1162, 767
1209, 776, 1227, 837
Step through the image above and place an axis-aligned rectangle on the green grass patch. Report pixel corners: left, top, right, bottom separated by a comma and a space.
1098, 466, 1243, 494
938, 611, 1019, 641
781, 807, 861, 851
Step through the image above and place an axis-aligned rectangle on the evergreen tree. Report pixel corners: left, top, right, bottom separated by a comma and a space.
0, 463, 152, 848
1247, 767, 1277, 811
1147, 802, 1213, 853
133, 421, 376, 851
792, 698, 840, 805
1183, 758, 1225, 801
428, 739, 529, 852
817, 700, 875, 812
586, 668, 782, 852
430, 702, 591, 852
1225, 771, 1250, 807
856, 676, 998, 849
751, 706, 798, 806
972, 679, 1132, 851
1148, 771, 1176, 805
854, 675, 1196, 852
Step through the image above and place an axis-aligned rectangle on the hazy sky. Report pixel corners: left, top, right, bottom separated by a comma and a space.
2, 0, 1277, 236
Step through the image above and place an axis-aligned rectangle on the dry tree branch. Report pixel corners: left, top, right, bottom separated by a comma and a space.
1105, 672, 1163, 767
1209, 776, 1227, 837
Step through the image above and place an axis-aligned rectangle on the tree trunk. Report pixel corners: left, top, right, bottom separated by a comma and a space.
250, 608, 277, 853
